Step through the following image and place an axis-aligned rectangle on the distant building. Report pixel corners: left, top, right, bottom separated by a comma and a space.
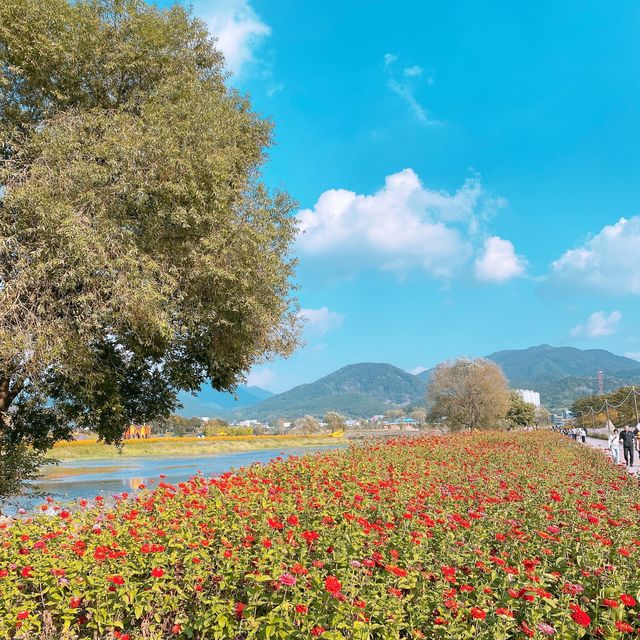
515, 389, 541, 407
124, 424, 151, 439
551, 409, 574, 427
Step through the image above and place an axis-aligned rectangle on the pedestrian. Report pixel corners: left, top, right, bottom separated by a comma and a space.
619, 424, 636, 467
578, 427, 586, 443
608, 428, 620, 464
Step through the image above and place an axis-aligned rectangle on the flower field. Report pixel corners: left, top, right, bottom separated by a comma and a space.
1, 432, 640, 639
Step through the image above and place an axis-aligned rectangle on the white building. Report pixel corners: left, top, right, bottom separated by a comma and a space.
515, 389, 541, 407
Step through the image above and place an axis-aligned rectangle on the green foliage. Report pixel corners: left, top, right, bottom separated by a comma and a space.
151, 415, 203, 436
506, 390, 536, 428
0, 0, 299, 497
573, 386, 640, 429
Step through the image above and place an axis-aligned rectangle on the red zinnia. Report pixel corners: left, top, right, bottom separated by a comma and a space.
570, 607, 590, 628
107, 575, 124, 585
17, 611, 29, 620
621, 594, 637, 607
324, 575, 341, 594
615, 621, 634, 633
471, 607, 486, 620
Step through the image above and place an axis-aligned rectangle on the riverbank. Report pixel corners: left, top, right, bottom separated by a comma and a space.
51, 434, 346, 461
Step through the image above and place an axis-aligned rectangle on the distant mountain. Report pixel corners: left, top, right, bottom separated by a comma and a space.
487, 344, 640, 381
416, 345, 640, 410
226, 363, 426, 421
178, 385, 273, 418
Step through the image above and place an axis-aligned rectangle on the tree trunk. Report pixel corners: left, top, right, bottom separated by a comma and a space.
0, 377, 9, 414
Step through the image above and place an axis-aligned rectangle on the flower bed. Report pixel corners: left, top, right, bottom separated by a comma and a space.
1, 432, 639, 639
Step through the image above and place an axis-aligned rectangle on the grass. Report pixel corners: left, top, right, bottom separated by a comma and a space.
50, 434, 346, 461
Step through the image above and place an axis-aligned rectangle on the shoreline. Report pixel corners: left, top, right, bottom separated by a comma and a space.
50, 434, 347, 461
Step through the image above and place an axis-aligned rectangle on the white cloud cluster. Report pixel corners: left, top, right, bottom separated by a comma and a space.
195, 0, 270, 74
571, 311, 622, 338
550, 217, 640, 294
296, 168, 522, 282
298, 307, 344, 336
474, 236, 527, 283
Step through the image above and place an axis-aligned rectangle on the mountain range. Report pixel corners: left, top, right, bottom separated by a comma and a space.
177, 385, 273, 418
178, 345, 640, 420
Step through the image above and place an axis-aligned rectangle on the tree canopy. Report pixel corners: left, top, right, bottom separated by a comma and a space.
506, 390, 536, 429
427, 358, 510, 431
0, 0, 299, 495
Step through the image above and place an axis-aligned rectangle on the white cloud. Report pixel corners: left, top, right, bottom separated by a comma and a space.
474, 236, 527, 283
383, 53, 398, 67
550, 217, 640, 294
296, 168, 508, 279
404, 65, 423, 77
298, 307, 344, 336
571, 311, 622, 338
625, 352, 640, 362
246, 367, 276, 389
383, 54, 436, 125
195, 0, 270, 75
408, 366, 427, 375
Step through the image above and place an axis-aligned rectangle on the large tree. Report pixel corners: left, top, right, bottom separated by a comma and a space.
427, 358, 510, 431
0, 0, 299, 494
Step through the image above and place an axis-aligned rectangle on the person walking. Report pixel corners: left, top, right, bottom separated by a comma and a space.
608, 429, 620, 464
578, 427, 586, 443
619, 425, 636, 467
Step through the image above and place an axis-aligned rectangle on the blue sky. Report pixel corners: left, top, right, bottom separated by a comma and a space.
170, 0, 640, 391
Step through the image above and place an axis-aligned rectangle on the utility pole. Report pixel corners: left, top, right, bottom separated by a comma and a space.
633, 386, 639, 427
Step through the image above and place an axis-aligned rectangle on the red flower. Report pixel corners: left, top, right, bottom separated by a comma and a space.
234, 602, 245, 620
69, 597, 82, 609
303, 530, 320, 545
602, 598, 618, 608
621, 594, 637, 607
171, 624, 181, 634
17, 611, 29, 620
311, 626, 325, 636
615, 621, 635, 633
570, 606, 590, 628
267, 518, 283, 530
471, 607, 486, 620
151, 567, 164, 578
107, 575, 125, 585
324, 575, 341, 594
295, 604, 308, 614
495, 608, 514, 618
21, 566, 33, 578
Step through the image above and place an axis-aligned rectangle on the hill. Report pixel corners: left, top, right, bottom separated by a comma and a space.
177, 385, 273, 418
486, 345, 640, 408
226, 363, 426, 421
417, 345, 640, 409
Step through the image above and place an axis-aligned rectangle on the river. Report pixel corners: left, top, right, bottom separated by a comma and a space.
8, 444, 346, 515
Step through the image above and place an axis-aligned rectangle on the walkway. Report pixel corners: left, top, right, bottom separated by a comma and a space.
585, 436, 638, 475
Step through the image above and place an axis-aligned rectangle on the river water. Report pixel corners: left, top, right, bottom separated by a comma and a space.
9, 445, 345, 515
